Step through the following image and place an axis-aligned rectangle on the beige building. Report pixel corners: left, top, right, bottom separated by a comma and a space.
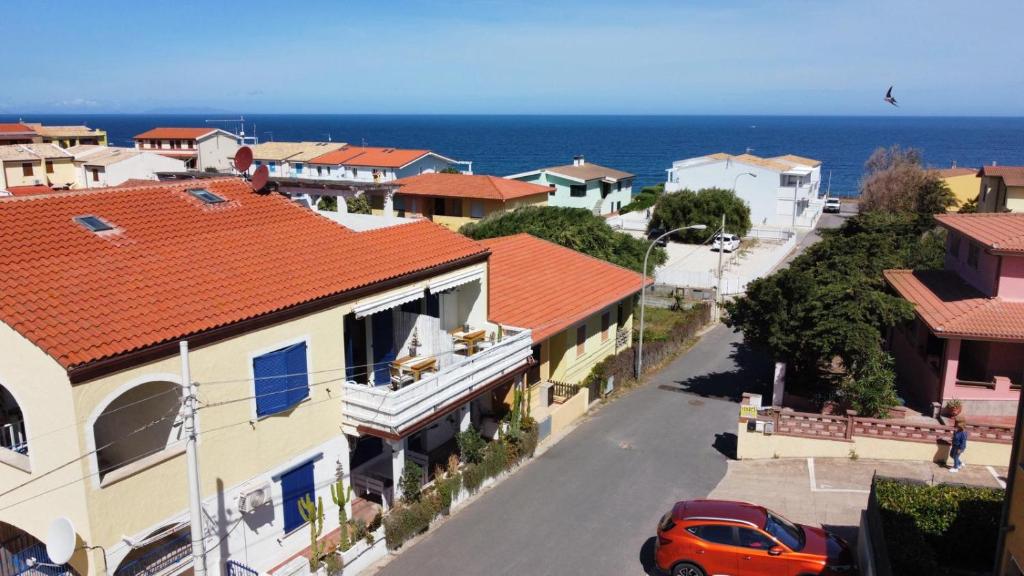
0, 177, 537, 576
69, 145, 186, 188
0, 144, 78, 191
23, 123, 107, 148
978, 166, 1024, 213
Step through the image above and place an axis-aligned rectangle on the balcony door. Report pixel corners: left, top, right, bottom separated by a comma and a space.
372, 312, 397, 385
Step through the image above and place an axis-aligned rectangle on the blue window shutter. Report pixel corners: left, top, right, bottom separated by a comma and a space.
254, 349, 289, 417
285, 342, 309, 406
280, 461, 315, 533
372, 312, 396, 385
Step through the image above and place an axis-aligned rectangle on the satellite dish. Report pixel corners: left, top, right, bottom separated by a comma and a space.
250, 164, 269, 192
233, 146, 254, 173
45, 517, 76, 565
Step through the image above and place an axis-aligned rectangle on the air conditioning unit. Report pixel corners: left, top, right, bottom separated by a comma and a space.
237, 482, 273, 514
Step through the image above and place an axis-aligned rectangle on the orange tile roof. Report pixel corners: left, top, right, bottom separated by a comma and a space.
935, 167, 977, 178
4, 185, 54, 196
978, 165, 1024, 188
884, 269, 1024, 341
0, 123, 36, 134
481, 234, 650, 343
0, 178, 488, 371
935, 213, 1024, 254
393, 173, 552, 201
134, 127, 216, 140
310, 146, 432, 168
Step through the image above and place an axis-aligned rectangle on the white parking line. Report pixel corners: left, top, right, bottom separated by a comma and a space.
988, 465, 1007, 489
807, 458, 870, 494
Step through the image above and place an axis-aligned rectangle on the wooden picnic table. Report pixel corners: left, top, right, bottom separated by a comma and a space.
391, 355, 438, 381
452, 328, 487, 356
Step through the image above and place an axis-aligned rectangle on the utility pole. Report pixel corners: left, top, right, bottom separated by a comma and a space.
716, 213, 725, 322
181, 341, 207, 576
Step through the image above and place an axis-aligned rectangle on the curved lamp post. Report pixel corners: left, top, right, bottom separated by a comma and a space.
635, 224, 708, 378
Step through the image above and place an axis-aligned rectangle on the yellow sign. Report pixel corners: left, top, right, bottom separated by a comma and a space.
739, 405, 758, 419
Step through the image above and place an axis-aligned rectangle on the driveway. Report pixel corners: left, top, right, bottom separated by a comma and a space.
373, 325, 771, 576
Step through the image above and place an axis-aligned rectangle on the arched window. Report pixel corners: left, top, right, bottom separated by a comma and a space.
93, 381, 184, 482
0, 385, 27, 456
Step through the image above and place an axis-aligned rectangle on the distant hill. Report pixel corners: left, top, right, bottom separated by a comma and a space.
143, 106, 239, 115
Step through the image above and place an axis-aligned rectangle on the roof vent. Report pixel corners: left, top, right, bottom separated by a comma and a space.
573, 155, 585, 167
188, 188, 225, 204
75, 215, 113, 232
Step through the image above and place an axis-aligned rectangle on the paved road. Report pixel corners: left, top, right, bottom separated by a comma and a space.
375, 212, 848, 576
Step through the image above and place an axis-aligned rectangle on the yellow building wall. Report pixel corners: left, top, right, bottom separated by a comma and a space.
942, 174, 981, 209
547, 299, 632, 385
376, 193, 549, 232
2, 158, 78, 188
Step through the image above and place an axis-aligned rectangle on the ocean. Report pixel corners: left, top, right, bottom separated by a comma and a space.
4, 114, 1023, 197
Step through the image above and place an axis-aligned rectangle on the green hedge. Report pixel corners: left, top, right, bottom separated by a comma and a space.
875, 478, 1003, 575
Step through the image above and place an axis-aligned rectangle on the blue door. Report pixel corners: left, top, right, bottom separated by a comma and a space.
280, 461, 315, 533
372, 312, 396, 385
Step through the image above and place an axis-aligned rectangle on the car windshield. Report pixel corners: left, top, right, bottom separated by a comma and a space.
764, 511, 805, 551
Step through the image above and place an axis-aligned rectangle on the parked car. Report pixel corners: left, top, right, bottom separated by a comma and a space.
711, 233, 741, 252
655, 499, 855, 576
824, 198, 842, 213
648, 227, 669, 247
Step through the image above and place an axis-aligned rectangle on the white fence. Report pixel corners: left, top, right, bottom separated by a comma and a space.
654, 234, 797, 295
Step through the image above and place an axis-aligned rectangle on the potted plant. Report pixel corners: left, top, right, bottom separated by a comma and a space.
945, 398, 963, 417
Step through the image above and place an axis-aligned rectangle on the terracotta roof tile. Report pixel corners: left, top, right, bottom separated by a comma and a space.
935, 167, 977, 178
0, 178, 488, 370
134, 127, 217, 140
310, 146, 434, 168
4, 185, 54, 197
538, 162, 633, 182
769, 154, 822, 167
481, 234, 649, 343
978, 166, 1024, 188
393, 173, 552, 201
0, 124, 36, 135
935, 213, 1024, 254
884, 269, 1024, 340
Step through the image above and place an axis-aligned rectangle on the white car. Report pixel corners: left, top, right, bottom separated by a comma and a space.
712, 233, 741, 252
824, 198, 842, 213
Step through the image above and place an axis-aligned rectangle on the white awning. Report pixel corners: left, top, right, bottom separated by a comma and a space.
428, 269, 483, 294
354, 285, 425, 318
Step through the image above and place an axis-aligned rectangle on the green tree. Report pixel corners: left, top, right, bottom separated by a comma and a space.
859, 146, 955, 221
317, 196, 338, 212
460, 206, 665, 272
841, 347, 900, 418
648, 188, 752, 243
347, 194, 372, 214
440, 166, 462, 174
399, 462, 424, 504
621, 183, 664, 214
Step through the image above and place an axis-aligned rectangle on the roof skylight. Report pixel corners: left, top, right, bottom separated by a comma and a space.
188, 188, 225, 204
74, 215, 113, 232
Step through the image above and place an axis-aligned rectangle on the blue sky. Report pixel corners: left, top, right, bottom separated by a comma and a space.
3, 0, 1022, 115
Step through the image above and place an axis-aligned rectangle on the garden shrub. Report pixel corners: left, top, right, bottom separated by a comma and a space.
456, 430, 486, 464
399, 462, 423, 504
383, 491, 441, 550
875, 478, 1003, 575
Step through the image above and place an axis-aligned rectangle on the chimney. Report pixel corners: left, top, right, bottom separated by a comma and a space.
993, 160, 998, 167
573, 155, 585, 167
951, 160, 957, 169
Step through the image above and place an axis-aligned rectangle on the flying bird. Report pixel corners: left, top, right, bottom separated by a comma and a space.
884, 86, 898, 107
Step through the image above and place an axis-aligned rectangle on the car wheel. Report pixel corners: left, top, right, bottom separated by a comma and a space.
672, 562, 705, 576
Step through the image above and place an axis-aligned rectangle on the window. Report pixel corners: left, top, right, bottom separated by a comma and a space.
967, 243, 980, 269
91, 168, 100, 182
253, 342, 309, 417
570, 184, 586, 197
601, 312, 610, 342
576, 325, 586, 357
449, 199, 463, 217
600, 182, 611, 197
317, 166, 323, 177
188, 188, 225, 204
353, 168, 359, 178
187, 140, 196, 149
738, 528, 776, 550
434, 197, 447, 216
687, 525, 735, 546
45, 161, 54, 174
950, 234, 961, 258
617, 301, 626, 328
268, 162, 277, 173
74, 215, 113, 232
548, 187, 556, 196
294, 163, 304, 174
280, 460, 315, 533
470, 201, 485, 218
764, 512, 804, 550
21, 163, 33, 177
616, 181, 622, 191
370, 194, 384, 210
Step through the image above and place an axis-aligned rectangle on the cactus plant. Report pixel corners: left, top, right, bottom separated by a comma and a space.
331, 479, 354, 552
298, 494, 325, 570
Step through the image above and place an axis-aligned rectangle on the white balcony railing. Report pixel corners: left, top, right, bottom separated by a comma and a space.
342, 327, 532, 434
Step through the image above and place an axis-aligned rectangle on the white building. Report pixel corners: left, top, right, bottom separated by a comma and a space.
665, 152, 823, 228
304, 146, 471, 183
133, 127, 241, 172
248, 141, 347, 180
508, 156, 634, 215
69, 145, 187, 188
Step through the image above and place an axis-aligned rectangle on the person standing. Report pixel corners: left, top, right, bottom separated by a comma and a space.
949, 416, 968, 472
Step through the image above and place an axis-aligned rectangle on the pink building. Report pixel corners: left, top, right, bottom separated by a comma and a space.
884, 212, 1024, 417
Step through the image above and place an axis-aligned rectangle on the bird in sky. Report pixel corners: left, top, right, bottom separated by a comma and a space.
884, 86, 898, 107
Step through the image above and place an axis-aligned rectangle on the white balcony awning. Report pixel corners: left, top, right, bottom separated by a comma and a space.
354, 285, 424, 318
428, 268, 483, 294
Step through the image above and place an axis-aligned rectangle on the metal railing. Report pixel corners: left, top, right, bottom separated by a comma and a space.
226, 560, 259, 576
0, 421, 26, 455
114, 533, 191, 576
0, 536, 70, 576
615, 329, 630, 349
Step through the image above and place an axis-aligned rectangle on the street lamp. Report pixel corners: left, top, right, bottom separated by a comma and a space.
719, 172, 757, 321
636, 224, 708, 378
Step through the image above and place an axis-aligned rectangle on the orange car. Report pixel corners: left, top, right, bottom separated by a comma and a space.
655, 499, 855, 576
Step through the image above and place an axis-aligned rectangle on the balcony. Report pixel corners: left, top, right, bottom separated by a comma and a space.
342, 326, 532, 436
